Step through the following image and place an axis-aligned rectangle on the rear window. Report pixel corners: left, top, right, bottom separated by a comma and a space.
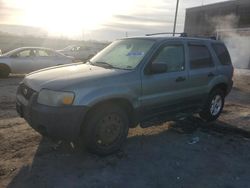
188, 44, 214, 69
212, 43, 231, 65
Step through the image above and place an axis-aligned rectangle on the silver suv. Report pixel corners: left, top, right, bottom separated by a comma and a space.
16, 36, 233, 155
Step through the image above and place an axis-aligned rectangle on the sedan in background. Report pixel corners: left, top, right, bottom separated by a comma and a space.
57, 45, 98, 61
0, 47, 75, 78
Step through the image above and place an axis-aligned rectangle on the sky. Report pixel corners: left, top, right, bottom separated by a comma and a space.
0, 0, 231, 41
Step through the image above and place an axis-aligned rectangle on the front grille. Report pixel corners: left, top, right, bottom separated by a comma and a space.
18, 83, 36, 100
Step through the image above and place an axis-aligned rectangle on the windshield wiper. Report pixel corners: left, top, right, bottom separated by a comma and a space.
89, 61, 132, 70
92, 61, 115, 69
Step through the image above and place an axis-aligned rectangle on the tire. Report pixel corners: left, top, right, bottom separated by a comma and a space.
81, 103, 129, 156
199, 89, 225, 122
0, 65, 10, 78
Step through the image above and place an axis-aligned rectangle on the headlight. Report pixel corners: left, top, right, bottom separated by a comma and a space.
37, 89, 75, 106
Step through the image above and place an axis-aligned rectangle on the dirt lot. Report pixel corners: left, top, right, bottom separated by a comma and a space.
0, 71, 250, 188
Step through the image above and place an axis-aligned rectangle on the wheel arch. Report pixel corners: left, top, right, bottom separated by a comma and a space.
0, 63, 11, 78
0, 63, 11, 72
210, 83, 228, 96
82, 98, 137, 129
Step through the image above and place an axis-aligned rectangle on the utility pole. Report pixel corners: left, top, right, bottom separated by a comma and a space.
173, 0, 180, 36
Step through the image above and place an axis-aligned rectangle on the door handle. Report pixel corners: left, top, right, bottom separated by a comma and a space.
208, 72, 215, 77
176, 76, 186, 82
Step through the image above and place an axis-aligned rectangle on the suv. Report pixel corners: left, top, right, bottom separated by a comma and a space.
16, 36, 233, 155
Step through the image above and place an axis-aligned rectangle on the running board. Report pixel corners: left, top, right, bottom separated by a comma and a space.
140, 112, 193, 128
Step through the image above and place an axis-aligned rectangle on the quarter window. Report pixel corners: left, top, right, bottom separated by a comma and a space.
189, 44, 213, 69
152, 44, 185, 72
37, 50, 49, 57
212, 43, 231, 65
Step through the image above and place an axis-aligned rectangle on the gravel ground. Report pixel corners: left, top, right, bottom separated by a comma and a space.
0, 70, 250, 188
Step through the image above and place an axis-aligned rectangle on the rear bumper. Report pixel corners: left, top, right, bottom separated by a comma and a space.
16, 94, 88, 141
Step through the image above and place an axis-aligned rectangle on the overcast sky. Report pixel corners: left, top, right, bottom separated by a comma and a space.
0, 0, 231, 41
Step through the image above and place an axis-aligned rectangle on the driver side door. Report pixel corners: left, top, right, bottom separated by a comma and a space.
140, 41, 190, 116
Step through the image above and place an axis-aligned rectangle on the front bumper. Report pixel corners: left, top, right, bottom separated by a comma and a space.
16, 92, 89, 141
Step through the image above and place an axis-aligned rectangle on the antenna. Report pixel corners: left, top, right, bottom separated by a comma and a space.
173, 0, 180, 36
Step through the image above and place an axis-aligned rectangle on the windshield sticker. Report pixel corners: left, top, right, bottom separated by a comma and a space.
127, 51, 145, 57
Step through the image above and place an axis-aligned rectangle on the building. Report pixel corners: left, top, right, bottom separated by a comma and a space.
184, 0, 250, 37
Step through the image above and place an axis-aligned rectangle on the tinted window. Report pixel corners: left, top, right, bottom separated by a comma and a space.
212, 43, 231, 65
153, 45, 185, 72
189, 44, 213, 69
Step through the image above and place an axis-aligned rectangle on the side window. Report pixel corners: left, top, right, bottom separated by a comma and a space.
37, 50, 50, 57
17, 50, 31, 57
188, 44, 213, 69
152, 44, 185, 72
46, 50, 56, 56
212, 43, 231, 65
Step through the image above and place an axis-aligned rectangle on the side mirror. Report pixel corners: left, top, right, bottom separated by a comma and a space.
151, 62, 168, 74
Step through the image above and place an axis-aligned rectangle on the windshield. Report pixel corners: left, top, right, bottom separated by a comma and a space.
90, 39, 155, 70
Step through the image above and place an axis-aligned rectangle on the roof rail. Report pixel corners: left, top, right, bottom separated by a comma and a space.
190, 35, 217, 40
145, 32, 187, 37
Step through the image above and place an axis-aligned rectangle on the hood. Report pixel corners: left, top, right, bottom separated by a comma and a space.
24, 63, 130, 91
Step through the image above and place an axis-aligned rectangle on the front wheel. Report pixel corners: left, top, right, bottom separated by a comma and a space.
199, 89, 225, 122
81, 104, 129, 156
0, 65, 10, 78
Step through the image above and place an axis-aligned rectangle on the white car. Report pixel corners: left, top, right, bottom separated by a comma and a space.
0, 47, 75, 78
57, 45, 99, 61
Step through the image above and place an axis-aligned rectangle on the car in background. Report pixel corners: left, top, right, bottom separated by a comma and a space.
57, 45, 98, 61
0, 47, 75, 78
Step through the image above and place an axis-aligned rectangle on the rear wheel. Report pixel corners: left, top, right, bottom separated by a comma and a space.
81, 104, 129, 155
199, 89, 225, 122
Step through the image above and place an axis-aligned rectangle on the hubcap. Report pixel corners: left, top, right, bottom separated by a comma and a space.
95, 113, 122, 146
210, 95, 222, 116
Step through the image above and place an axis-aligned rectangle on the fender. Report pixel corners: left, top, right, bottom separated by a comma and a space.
75, 85, 140, 109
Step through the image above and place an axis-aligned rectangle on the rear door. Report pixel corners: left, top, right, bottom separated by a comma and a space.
32, 49, 66, 71
140, 41, 190, 116
31, 49, 53, 71
187, 41, 217, 103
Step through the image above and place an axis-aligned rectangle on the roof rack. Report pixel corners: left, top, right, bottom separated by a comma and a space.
190, 35, 217, 40
145, 32, 187, 37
